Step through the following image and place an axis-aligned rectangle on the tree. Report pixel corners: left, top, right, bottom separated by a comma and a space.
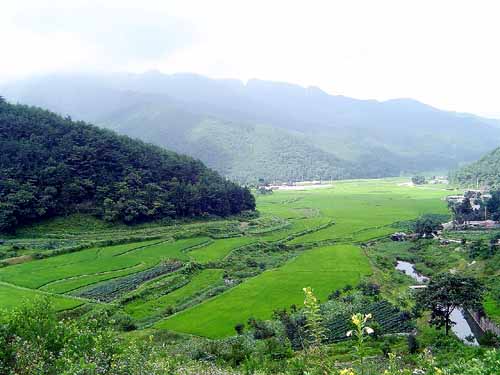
416, 273, 484, 335
411, 176, 426, 185
468, 239, 491, 259
487, 191, 500, 220
414, 214, 443, 237
450, 198, 475, 223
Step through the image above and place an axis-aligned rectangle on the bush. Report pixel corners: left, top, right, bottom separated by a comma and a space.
112, 311, 137, 332
358, 282, 381, 297
407, 334, 419, 354
235, 323, 245, 335
248, 318, 276, 340
479, 331, 500, 347
0, 298, 177, 374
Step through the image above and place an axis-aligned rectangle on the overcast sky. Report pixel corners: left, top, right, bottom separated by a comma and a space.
2, 0, 500, 117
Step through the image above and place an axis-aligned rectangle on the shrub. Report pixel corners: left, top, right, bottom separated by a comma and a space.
479, 331, 500, 347
407, 334, 419, 354
235, 323, 245, 335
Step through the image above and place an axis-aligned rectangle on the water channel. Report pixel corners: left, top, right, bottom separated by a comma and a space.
395, 260, 480, 345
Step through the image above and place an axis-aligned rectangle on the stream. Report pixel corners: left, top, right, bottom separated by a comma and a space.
395, 260, 480, 345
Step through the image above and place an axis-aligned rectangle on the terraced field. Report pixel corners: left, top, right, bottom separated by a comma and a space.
157, 244, 370, 337
0, 179, 451, 335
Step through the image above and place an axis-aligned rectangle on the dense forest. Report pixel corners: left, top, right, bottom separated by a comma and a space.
451, 146, 500, 188
0, 97, 255, 233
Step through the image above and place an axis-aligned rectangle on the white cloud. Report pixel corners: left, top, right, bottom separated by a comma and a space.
1, 0, 500, 117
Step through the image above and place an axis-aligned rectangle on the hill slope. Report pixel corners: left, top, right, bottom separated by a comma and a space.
0, 97, 254, 232
451, 147, 500, 188
4, 73, 500, 182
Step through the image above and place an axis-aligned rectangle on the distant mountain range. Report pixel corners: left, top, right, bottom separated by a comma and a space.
3, 72, 500, 183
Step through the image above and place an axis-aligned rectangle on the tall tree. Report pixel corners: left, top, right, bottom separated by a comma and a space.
416, 273, 483, 335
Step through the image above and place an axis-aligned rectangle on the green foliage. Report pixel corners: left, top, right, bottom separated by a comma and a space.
302, 287, 326, 347
452, 146, 500, 189
0, 101, 254, 232
0, 298, 174, 374
478, 331, 500, 348
417, 273, 484, 335
412, 175, 427, 185
468, 239, 494, 259
486, 191, 500, 220
347, 313, 375, 375
414, 214, 445, 237
407, 334, 419, 354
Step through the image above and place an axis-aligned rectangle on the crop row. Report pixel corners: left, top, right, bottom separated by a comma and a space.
74, 261, 183, 302
324, 300, 413, 342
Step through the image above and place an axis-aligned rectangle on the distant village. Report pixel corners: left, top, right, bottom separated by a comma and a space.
445, 189, 500, 230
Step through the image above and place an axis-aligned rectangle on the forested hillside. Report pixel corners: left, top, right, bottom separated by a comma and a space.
451, 146, 500, 188
3, 72, 500, 182
0, 97, 254, 232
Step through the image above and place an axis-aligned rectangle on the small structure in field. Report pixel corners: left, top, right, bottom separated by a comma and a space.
467, 220, 499, 229
391, 232, 407, 241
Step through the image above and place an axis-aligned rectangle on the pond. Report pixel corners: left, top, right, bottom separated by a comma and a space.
395, 260, 479, 345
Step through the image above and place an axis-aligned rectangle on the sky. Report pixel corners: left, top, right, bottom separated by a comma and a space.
1, 0, 500, 118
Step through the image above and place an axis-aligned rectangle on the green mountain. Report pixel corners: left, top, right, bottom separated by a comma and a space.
0, 97, 254, 232
102, 102, 357, 182
4, 72, 500, 182
451, 146, 500, 188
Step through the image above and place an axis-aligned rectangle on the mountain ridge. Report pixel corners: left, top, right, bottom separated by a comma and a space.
3, 72, 500, 183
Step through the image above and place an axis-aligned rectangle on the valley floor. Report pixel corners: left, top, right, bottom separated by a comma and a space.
0, 178, 457, 338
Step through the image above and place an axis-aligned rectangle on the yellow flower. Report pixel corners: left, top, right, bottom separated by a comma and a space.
340, 368, 356, 375
352, 314, 362, 326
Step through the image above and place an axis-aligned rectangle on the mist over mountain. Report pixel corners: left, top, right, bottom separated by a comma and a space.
3, 72, 500, 183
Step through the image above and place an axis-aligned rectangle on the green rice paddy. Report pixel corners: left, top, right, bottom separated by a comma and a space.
0, 178, 454, 336
157, 244, 370, 337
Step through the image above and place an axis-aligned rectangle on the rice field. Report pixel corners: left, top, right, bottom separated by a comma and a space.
156, 244, 371, 337
0, 178, 452, 335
